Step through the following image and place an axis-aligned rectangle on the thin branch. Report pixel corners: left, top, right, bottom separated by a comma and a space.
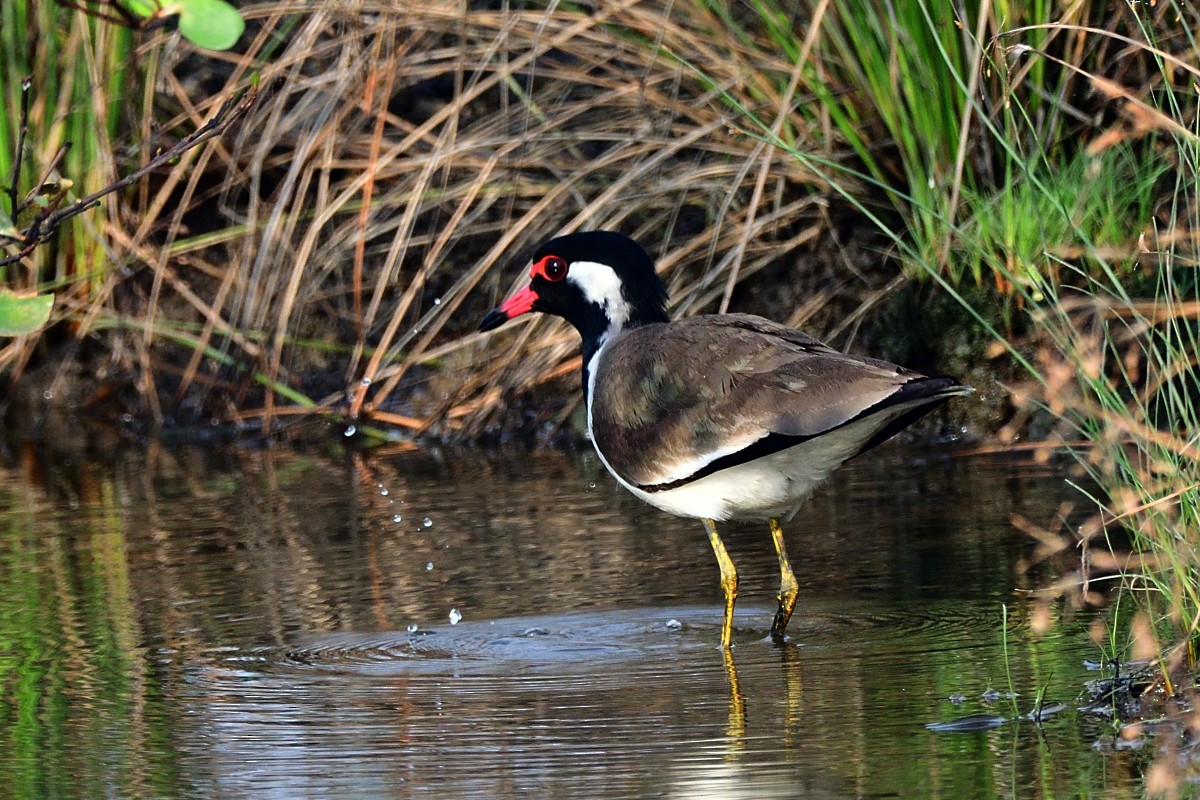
22, 144, 71, 213
5, 76, 32, 223
0, 87, 257, 269
52, 0, 146, 29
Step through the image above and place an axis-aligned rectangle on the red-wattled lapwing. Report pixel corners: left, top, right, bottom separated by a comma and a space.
479, 231, 971, 648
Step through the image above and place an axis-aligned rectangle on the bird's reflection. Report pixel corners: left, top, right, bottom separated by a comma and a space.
720, 638, 806, 751
724, 646, 747, 743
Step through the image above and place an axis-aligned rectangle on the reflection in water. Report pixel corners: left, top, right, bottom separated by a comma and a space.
0, 443, 1147, 798
724, 645, 748, 743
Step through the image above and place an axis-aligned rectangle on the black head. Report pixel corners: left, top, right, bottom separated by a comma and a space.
478, 231, 670, 344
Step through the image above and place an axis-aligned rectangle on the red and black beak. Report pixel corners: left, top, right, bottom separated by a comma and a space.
479, 284, 538, 332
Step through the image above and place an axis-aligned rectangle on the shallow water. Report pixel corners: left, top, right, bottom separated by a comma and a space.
0, 442, 1147, 798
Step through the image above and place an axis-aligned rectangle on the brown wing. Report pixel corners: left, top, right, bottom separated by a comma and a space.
590, 314, 941, 488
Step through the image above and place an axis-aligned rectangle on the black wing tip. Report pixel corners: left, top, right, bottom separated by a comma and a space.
907, 374, 974, 400
847, 374, 972, 459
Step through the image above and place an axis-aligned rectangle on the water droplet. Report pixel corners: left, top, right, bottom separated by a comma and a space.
588, 482, 596, 489
393, 514, 402, 523
407, 623, 419, 633
433, 297, 442, 305
665, 619, 682, 631
360, 377, 372, 386
425, 562, 434, 571
448, 608, 462, 625
344, 425, 356, 437
422, 517, 433, 528
42, 390, 53, 400
380, 488, 389, 496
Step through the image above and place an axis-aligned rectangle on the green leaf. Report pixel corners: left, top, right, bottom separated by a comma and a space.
0, 290, 53, 336
177, 0, 245, 51
121, 0, 159, 18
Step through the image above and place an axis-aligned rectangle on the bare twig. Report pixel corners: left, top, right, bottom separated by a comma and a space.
52, 0, 145, 29
0, 87, 257, 269
4, 76, 33, 228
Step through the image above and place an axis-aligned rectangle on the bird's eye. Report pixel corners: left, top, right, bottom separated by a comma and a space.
534, 255, 568, 283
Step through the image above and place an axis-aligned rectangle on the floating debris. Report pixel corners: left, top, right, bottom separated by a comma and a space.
981, 688, 1017, 703
1026, 702, 1068, 724
926, 714, 1009, 733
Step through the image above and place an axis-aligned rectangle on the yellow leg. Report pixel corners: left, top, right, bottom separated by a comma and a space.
769, 517, 799, 643
704, 518, 738, 649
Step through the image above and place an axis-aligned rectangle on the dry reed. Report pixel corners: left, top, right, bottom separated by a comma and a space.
11, 1, 1189, 441
13, 1, 846, 437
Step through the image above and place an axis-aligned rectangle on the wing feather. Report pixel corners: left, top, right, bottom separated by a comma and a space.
590, 314, 940, 488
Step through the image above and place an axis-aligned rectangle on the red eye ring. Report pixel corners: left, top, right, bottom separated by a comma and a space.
533, 255, 568, 283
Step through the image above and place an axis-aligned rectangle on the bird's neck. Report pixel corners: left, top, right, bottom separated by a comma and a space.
574, 302, 667, 406
579, 318, 623, 405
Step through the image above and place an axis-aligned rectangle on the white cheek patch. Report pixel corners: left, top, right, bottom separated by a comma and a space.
568, 261, 630, 331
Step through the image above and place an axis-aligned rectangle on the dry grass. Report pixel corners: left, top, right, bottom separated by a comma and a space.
9, 1, 851, 436
8, 0, 1195, 443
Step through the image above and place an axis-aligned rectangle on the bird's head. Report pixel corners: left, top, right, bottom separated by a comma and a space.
478, 231, 669, 343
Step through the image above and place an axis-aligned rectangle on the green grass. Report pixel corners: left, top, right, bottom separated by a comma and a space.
700, 0, 1200, 734
0, 0, 134, 293
955, 144, 1171, 296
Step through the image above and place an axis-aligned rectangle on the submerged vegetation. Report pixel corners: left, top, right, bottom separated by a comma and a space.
2, 0, 1199, 790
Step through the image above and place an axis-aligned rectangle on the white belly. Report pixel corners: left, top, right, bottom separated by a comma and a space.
594, 420, 878, 522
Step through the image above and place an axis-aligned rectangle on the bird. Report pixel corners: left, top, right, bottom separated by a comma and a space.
478, 230, 972, 648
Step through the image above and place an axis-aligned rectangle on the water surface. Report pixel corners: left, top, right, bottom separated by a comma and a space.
0, 442, 1145, 798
